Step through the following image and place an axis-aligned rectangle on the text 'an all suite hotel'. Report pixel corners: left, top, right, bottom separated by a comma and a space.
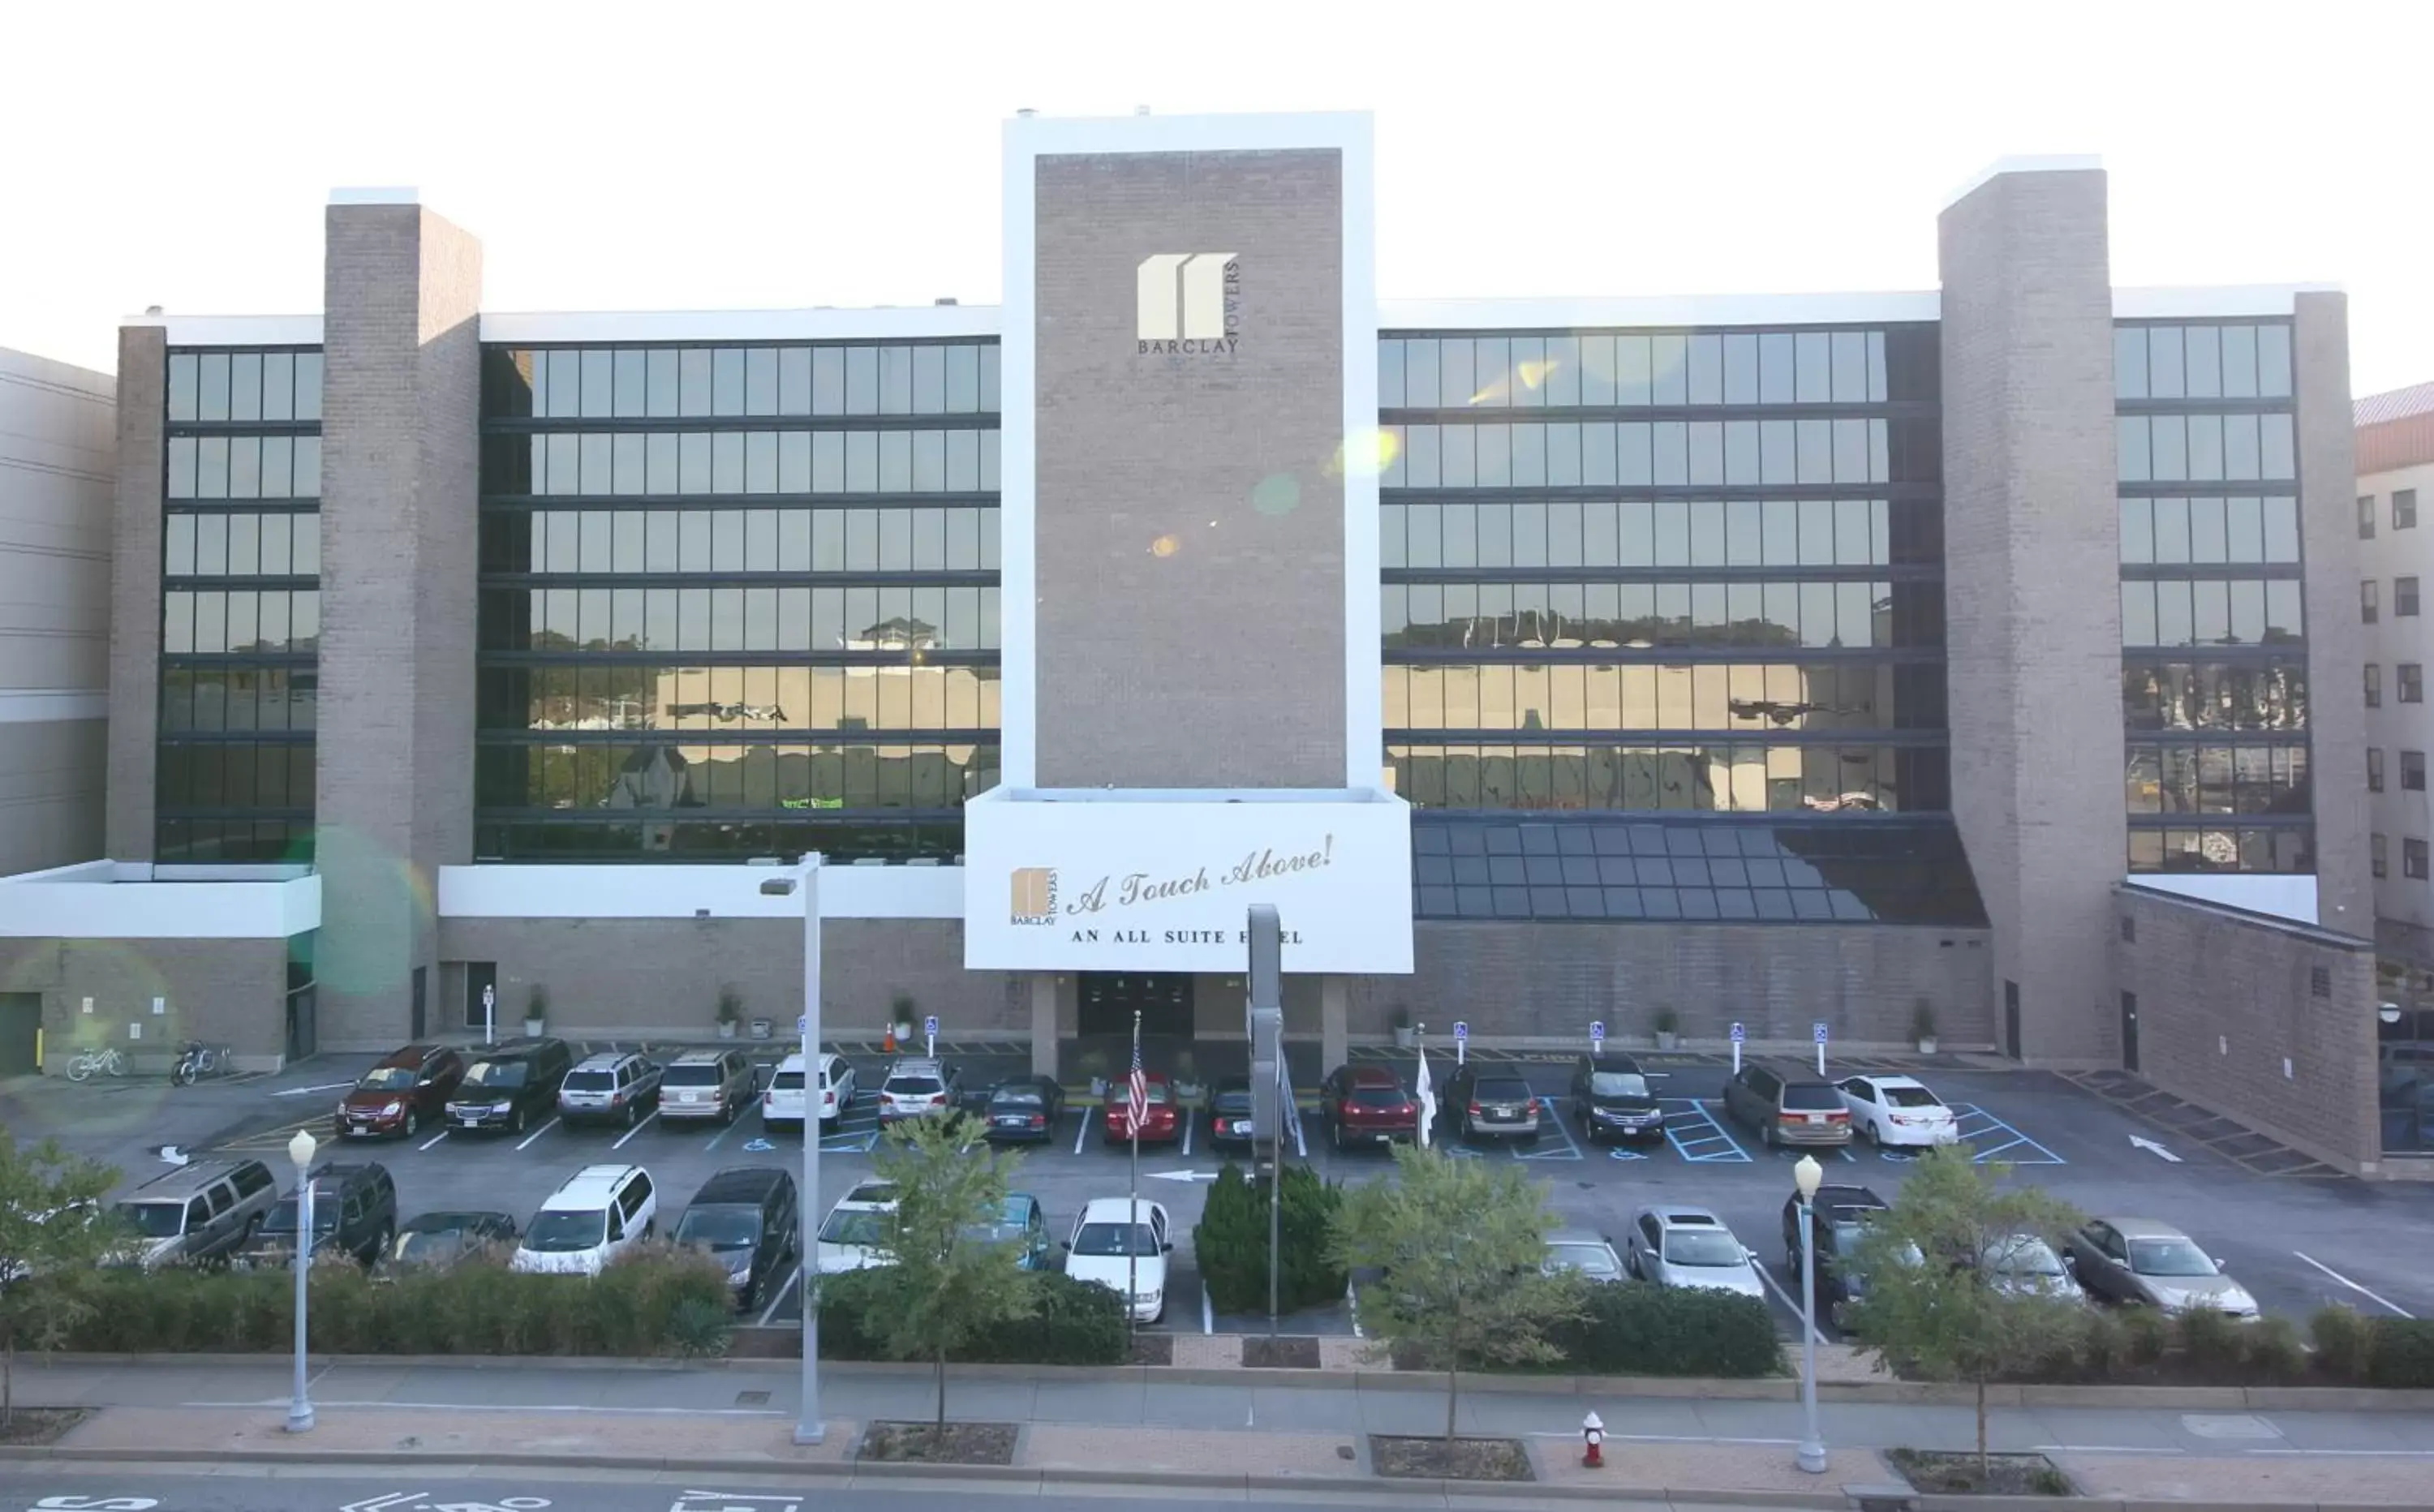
0, 110, 2396, 1171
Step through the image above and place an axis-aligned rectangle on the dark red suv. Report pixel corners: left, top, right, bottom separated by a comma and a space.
1319, 1063, 1419, 1151
334, 1044, 464, 1140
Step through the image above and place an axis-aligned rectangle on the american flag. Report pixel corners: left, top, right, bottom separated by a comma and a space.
1126, 1033, 1148, 1134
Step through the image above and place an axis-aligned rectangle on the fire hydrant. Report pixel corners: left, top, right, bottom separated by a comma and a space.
1582, 1411, 1605, 1469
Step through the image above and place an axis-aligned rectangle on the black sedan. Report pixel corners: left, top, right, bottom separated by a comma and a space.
1206, 1076, 1257, 1153
377, 1210, 518, 1276
978, 1075, 1066, 1143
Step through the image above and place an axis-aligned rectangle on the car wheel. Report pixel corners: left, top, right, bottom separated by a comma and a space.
404, 1109, 419, 1138
625, 1102, 639, 1129
511, 1105, 527, 1135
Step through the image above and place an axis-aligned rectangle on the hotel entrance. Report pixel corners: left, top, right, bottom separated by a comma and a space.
1077, 973, 1193, 1039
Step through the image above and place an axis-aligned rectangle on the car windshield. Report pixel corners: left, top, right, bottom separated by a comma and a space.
1589, 1072, 1649, 1097
1881, 1085, 1943, 1109
675, 1208, 762, 1249
664, 1063, 725, 1087
963, 1219, 1028, 1248
991, 1087, 1044, 1106
1988, 1237, 2065, 1276
390, 1230, 475, 1266
1662, 1230, 1746, 1267
116, 1201, 184, 1239
1781, 1084, 1842, 1110
260, 1196, 340, 1236
522, 1210, 608, 1252
886, 1076, 943, 1097
1072, 1221, 1159, 1258
561, 1070, 614, 1092
461, 1060, 527, 1089
1546, 1243, 1620, 1278
2130, 1239, 2218, 1277
1351, 1086, 1408, 1107
819, 1209, 889, 1247
358, 1067, 419, 1091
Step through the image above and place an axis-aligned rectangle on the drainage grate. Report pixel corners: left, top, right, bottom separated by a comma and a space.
735, 1390, 771, 1407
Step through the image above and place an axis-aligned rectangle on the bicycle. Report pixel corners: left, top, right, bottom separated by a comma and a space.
171, 1042, 233, 1086
65, 1046, 128, 1082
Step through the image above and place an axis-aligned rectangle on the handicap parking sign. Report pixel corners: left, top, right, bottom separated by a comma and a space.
1453, 1021, 1468, 1041
1813, 1021, 1830, 1044
796, 1015, 807, 1034
924, 1015, 939, 1036
1729, 1022, 1744, 1043
1589, 1020, 1606, 1043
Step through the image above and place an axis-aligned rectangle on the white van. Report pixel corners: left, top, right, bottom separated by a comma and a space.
762, 1052, 854, 1134
512, 1165, 656, 1277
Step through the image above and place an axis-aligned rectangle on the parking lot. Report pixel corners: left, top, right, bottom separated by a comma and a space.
13, 1043, 2434, 1344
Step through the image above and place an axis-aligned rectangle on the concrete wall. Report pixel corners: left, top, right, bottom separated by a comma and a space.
0, 934, 295, 1072
2115, 885, 2381, 1171
2362, 455, 2434, 930
1937, 165, 2125, 1064
1344, 921, 1994, 1047
105, 327, 166, 862
316, 202, 483, 1048
1031, 149, 1347, 788
2294, 294, 2369, 935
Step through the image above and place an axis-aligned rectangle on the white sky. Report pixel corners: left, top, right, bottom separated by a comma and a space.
6, 0, 2430, 393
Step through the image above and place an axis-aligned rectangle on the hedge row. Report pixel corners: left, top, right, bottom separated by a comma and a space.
1991, 1305, 2434, 1390
815, 1266, 1128, 1364
61, 1246, 733, 1357
1555, 1282, 1783, 1377
1193, 1163, 1347, 1316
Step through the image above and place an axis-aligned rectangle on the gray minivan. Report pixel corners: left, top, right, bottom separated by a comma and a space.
110, 1158, 279, 1269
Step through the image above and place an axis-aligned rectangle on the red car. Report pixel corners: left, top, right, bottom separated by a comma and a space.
334, 1043, 464, 1140
1103, 1073, 1180, 1145
1318, 1063, 1421, 1150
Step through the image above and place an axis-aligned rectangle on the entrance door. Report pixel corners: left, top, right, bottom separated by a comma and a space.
411, 967, 428, 1042
2119, 991, 2140, 1073
285, 986, 317, 1061
0, 994, 40, 1076
465, 962, 498, 1033
1078, 973, 1193, 1038
2003, 980, 2022, 1060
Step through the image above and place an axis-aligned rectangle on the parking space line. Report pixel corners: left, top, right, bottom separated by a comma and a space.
757, 1266, 801, 1328
1514, 1097, 1583, 1162
515, 1115, 559, 1151
1755, 1257, 1827, 1347
1288, 1095, 1306, 1159
1948, 1103, 2066, 1166
704, 1118, 739, 1153
2293, 1251, 2415, 1318
613, 1110, 660, 1149
1072, 1105, 1090, 1155
417, 1128, 449, 1152
1180, 1108, 1195, 1158
1201, 1284, 1214, 1335
1660, 1097, 1752, 1163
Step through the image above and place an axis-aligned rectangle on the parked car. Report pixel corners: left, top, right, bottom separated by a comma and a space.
445, 1037, 574, 1136
965, 1192, 1052, 1270
979, 1075, 1065, 1143
814, 1181, 900, 1274
1569, 1053, 1666, 1145
1836, 1075, 1959, 1149
1542, 1229, 1627, 1284
1064, 1196, 1171, 1322
2065, 1218, 2258, 1317
1102, 1073, 1181, 1145
512, 1165, 656, 1276
1724, 1063, 1852, 1149
237, 1162, 396, 1270
379, 1210, 518, 1275
333, 1043, 463, 1140
1206, 1076, 1258, 1153
1780, 1183, 1891, 1326
1979, 1234, 2085, 1302
763, 1051, 854, 1135
1623, 1205, 1766, 1301
108, 1158, 278, 1269
557, 1050, 664, 1129
673, 1166, 800, 1309
658, 1049, 756, 1126
1443, 1064, 1540, 1144
1318, 1063, 1419, 1149
878, 1057, 963, 1124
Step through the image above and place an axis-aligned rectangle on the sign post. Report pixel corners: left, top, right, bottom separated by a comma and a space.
1453, 1020, 1468, 1067
1812, 1020, 1829, 1076
924, 1014, 938, 1059
1730, 1021, 1744, 1075
1589, 1020, 1606, 1055
481, 983, 495, 1046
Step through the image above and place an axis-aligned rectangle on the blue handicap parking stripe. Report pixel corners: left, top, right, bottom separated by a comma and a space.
1660, 1097, 1751, 1163
1512, 1097, 1584, 1162
1949, 1103, 2065, 1166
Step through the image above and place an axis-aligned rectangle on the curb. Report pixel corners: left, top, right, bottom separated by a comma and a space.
35, 1353, 2434, 1414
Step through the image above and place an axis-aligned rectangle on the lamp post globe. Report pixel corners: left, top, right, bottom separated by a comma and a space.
287, 1128, 316, 1175
1793, 1153, 1822, 1201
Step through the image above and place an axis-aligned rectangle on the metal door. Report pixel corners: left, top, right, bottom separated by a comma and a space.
2003, 980, 2022, 1060
2119, 991, 2140, 1073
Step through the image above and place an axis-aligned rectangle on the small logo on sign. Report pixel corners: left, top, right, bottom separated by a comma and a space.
1137, 253, 1240, 354
1010, 866, 1059, 926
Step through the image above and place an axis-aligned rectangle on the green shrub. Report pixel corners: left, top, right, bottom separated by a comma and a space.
2311, 1304, 2375, 1382
2173, 1304, 2247, 1376
817, 1267, 1125, 1365
2367, 1317, 2434, 1389
1193, 1162, 1347, 1316
2245, 1317, 2307, 1383
1553, 1283, 1782, 1377
2120, 1305, 2172, 1368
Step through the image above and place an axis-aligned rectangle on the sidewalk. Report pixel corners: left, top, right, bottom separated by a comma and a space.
11, 1357, 2434, 1506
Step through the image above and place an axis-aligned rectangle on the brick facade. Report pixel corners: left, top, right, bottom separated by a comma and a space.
104, 325, 166, 862
2115, 886, 2380, 1171
0, 934, 293, 1072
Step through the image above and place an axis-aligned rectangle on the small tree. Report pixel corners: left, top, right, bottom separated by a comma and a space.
1330, 1145, 1583, 1443
1194, 1161, 1346, 1315
0, 1134, 123, 1427
862, 1111, 1037, 1435
1843, 1145, 2084, 1474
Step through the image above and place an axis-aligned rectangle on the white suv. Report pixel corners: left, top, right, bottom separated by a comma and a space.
512, 1165, 656, 1277
763, 1052, 854, 1134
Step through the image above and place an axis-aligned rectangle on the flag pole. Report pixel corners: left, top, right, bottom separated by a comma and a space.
1128, 1007, 1141, 1347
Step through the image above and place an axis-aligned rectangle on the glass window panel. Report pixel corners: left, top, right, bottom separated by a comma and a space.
2221, 495, 2264, 563
677, 509, 711, 571
167, 352, 199, 421
2187, 496, 2228, 562
1688, 502, 1725, 566
194, 590, 226, 652
811, 510, 844, 570
1760, 332, 1797, 403
168, 436, 197, 499
1544, 421, 1579, 485
1723, 420, 1760, 484
1615, 423, 1651, 484
290, 351, 322, 422
2258, 324, 2292, 397
2221, 413, 2261, 479
2118, 416, 2151, 482
706, 348, 743, 416
195, 512, 228, 574
812, 432, 845, 492
1544, 336, 1579, 406
1793, 419, 1832, 484
291, 513, 318, 575
879, 346, 914, 415
2152, 496, 2190, 561
1652, 422, 1688, 485
1438, 337, 1474, 407
2120, 496, 2153, 563
844, 346, 879, 415
1688, 421, 1723, 484
2148, 327, 2185, 398
2265, 579, 2303, 640
1650, 335, 1688, 404
2114, 326, 2149, 398
1440, 425, 1475, 487
2260, 413, 2295, 479
879, 509, 913, 569
1475, 425, 1510, 486
845, 509, 879, 569
2193, 578, 2230, 643
196, 436, 228, 499
196, 352, 230, 420
1795, 331, 1832, 403
2264, 497, 2299, 562
2120, 581, 2157, 646
2155, 579, 2194, 646
1722, 333, 1759, 404
2187, 414, 2224, 482
2220, 325, 2258, 398
165, 513, 196, 576
1687, 335, 1722, 405
2151, 415, 2187, 480
226, 512, 260, 575
1510, 423, 1545, 486
845, 432, 879, 491
2184, 325, 2222, 398
1798, 499, 1834, 564
2229, 579, 2266, 643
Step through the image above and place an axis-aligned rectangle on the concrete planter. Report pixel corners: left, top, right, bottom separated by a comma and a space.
1654, 1030, 1679, 1050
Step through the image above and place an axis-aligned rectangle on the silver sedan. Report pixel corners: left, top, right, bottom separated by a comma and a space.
2065, 1217, 2259, 1317
1622, 1205, 1766, 1301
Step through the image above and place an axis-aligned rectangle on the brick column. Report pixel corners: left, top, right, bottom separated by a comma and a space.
315, 196, 483, 1048
105, 325, 166, 861
1938, 165, 2125, 1065
2293, 293, 2368, 935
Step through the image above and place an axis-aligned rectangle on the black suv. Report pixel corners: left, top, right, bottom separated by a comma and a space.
673, 1166, 801, 1309
1780, 1183, 1890, 1327
444, 1037, 574, 1135
1569, 1053, 1665, 1145
239, 1161, 398, 1270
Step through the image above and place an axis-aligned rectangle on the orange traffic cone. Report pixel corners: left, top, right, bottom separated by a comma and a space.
883, 1026, 897, 1055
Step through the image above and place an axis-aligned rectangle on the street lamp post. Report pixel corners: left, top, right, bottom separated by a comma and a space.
1792, 1152, 1826, 1475
286, 1128, 317, 1435
761, 855, 826, 1445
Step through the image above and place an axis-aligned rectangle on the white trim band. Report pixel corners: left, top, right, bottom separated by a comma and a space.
480, 307, 1000, 345
0, 690, 106, 724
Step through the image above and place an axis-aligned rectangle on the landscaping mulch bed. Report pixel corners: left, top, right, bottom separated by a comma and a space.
0, 1409, 88, 1446
1889, 1448, 2073, 1497
1242, 1334, 1320, 1369
858, 1420, 1020, 1465
1125, 1333, 1174, 1367
1370, 1433, 1535, 1481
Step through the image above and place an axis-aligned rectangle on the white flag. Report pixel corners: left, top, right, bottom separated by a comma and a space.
1414, 1046, 1435, 1149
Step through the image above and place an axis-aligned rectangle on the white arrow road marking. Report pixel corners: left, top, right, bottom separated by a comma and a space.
676, 1497, 803, 1510
155, 1145, 188, 1166
339, 1494, 427, 1512
1148, 1169, 1218, 1183
270, 1080, 356, 1097
2128, 1135, 2182, 1162
2294, 1251, 2415, 1317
